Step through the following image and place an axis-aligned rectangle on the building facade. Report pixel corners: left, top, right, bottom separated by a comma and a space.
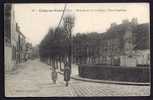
99, 18, 150, 67
16, 23, 26, 64
4, 4, 17, 71
72, 18, 149, 67
4, 4, 30, 71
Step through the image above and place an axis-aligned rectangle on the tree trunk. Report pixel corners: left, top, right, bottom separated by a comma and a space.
56, 58, 58, 69
49, 56, 51, 66
59, 57, 62, 71
52, 58, 55, 69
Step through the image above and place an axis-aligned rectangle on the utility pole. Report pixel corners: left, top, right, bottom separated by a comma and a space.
63, 15, 75, 71
63, 15, 74, 86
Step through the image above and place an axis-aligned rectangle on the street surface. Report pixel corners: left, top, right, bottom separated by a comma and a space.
5, 59, 150, 97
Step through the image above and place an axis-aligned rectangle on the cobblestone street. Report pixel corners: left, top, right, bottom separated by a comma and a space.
5, 59, 150, 97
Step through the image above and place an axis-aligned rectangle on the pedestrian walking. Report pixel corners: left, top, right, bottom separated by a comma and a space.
52, 68, 57, 84
64, 61, 71, 87
50, 59, 58, 84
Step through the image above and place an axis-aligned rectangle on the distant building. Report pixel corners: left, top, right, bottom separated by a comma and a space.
70, 18, 149, 67
32, 45, 39, 59
99, 18, 149, 67
25, 42, 33, 60
16, 23, 26, 63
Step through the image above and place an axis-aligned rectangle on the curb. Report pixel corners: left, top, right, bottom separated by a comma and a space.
57, 71, 150, 86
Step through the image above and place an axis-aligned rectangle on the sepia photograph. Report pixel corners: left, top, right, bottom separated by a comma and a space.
4, 3, 150, 97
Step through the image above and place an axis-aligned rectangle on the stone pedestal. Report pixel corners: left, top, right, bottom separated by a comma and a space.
120, 56, 136, 67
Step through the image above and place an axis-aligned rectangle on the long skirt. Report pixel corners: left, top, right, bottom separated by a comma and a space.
64, 69, 70, 81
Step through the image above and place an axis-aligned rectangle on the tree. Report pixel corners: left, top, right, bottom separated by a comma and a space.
40, 18, 149, 67
133, 23, 149, 50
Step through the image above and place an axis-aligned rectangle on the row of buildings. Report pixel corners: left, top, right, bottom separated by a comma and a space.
4, 4, 33, 71
72, 18, 150, 67
102, 18, 150, 67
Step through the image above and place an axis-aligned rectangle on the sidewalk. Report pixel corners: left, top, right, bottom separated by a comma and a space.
58, 64, 151, 86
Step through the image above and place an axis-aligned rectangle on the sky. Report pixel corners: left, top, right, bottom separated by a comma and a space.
14, 3, 150, 46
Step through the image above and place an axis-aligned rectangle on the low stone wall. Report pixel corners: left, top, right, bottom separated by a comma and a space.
78, 64, 150, 83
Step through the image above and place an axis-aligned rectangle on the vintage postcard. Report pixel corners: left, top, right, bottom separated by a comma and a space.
4, 3, 150, 97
